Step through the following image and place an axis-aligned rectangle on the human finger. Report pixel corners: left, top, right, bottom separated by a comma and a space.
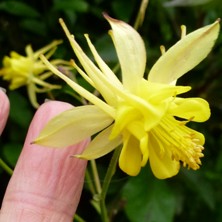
0, 89, 10, 135
0, 101, 89, 222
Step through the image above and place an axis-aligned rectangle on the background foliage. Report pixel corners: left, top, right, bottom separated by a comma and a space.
0, 0, 222, 221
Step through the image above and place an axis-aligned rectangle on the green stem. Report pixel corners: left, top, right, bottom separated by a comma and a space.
134, 0, 149, 30
90, 160, 102, 194
85, 168, 96, 195
100, 147, 121, 222
0, 158, 13, 175
73, 213, 86, 222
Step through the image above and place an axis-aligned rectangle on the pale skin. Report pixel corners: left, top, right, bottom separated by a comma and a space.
0, 90, 88, 222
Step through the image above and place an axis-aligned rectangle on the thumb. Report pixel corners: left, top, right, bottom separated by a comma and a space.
0, 101, 89, 222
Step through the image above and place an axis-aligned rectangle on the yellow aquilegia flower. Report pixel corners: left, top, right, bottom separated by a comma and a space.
0, 40, 68, 108
35, 15, 220, 179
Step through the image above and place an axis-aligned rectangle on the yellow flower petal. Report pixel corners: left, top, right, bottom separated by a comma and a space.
104, 14, 146, 91
84, 34, 123, 106
110, 104, 139, 139
170, 97, 211, 122
148, 20, 220, 84
59, 19, 127, 107
76, 124, 122, 159
111, 93, 167, 137
138, 79, 191, 102
10, 51, 21, 59
149, 134, 180, 179
27, 83, 39, 108
33, 40, 63, 59
123, 93, 168, 131
127, 121, 149, 166
84, 34, 122, 89
119, 134, 143, 176
40, 55, 115, 117
34, 105, 113, 148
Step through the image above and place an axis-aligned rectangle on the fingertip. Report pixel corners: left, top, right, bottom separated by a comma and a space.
28, 100, 74, 137
0, 90, 10, 135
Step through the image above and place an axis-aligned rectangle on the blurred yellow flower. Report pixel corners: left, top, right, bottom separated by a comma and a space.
0, 40, 68, 108
35, 16, 220, 179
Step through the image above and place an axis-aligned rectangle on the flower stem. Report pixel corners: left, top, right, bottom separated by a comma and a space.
100, 147, 121, 222
134, 0, 149, 30
0, 158, 13, 175
73, 214, 86, 222
90, 159, 102, 194
85, 168, 96, 195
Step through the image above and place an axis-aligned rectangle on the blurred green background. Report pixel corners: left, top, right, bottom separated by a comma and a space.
0, 0, 222, 221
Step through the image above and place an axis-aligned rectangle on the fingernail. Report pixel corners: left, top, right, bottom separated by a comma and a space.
0, 87, 6, 93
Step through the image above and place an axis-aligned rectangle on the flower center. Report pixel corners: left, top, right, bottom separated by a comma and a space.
151, 116, 204, 170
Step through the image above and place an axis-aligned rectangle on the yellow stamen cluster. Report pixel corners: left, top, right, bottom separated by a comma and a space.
152, 116, 204, 170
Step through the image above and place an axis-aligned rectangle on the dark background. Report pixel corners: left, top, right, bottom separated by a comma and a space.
0, 0, 222, 221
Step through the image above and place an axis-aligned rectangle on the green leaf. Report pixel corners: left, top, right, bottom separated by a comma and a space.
20, 19, 47, 36
122, 167, 178, 222
164, 0, 213, 7
111, 0, 135, 21
53, 0, 89, 12
9, 91, 33, 128
94, 34, 118, 63
0, 1, 40, 18
181, 169, 215, 210
2, 143, 22, 167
